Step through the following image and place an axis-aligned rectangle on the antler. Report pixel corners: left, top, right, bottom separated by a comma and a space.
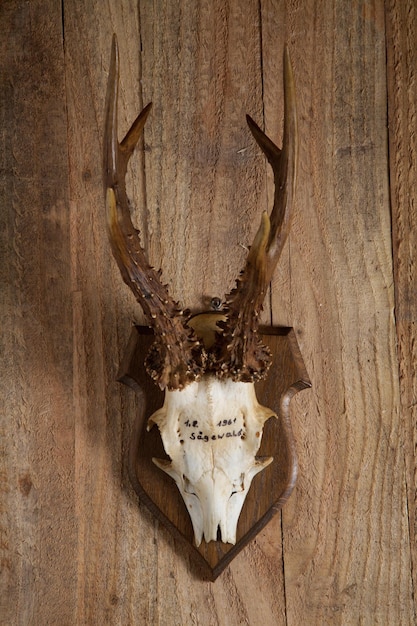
213, 47, 298, 382
104, 35, 203, 390
104, 36, 297, 390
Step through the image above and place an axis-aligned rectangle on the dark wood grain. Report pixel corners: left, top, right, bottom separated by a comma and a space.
386, 0, 417, 607
0, 2, 75, 624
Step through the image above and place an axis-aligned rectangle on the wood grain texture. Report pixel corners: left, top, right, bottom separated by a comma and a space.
1, 0, 415, 624
386, 0, 417, 607
274, 1, 414, 623
1, 1, 76, 624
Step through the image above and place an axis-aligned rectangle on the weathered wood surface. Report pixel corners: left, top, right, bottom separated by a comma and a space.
386, 0, 417, 606
1, 0, 415, 624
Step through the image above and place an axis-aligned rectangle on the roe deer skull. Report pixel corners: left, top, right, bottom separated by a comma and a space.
104, 35, 297, 546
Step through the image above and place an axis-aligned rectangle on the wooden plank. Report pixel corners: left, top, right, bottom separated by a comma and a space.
0, 1, 75, 624
386, 0, 417, 608
63, 4, 155, 625
138, 1, 268, 310
262, 0, 414, 623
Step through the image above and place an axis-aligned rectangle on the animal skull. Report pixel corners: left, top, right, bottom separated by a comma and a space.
104, 35, 297, 545
148, 321, 276, 546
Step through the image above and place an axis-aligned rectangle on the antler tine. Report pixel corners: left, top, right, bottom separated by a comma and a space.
246, 46, 297, 278
213, 46, 298, 382
104, 35, 203, 390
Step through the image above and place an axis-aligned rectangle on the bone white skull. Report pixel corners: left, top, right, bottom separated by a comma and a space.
148, 361, 275, 545
104, 36, 297, 545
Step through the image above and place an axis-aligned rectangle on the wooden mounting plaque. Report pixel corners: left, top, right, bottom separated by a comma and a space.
118, 325, 311, 580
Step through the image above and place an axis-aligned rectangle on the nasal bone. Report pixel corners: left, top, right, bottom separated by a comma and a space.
203, 507, 223, 543
203, 497, 232, 544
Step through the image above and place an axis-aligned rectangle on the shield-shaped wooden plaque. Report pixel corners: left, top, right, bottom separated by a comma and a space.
118, 324, 310, 580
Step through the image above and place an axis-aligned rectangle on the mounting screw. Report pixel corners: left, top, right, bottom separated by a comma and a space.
210, 297, 222, 311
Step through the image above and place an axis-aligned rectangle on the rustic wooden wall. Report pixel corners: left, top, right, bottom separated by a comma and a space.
2, 0, 416, 624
